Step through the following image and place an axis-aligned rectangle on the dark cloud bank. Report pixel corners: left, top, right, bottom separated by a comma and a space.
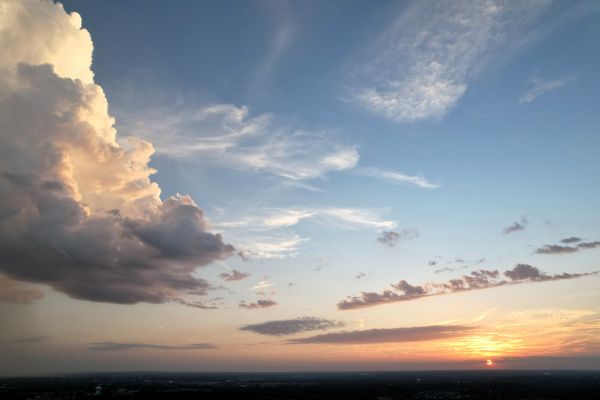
338, 264, 596, 310
535, 238, 600, 254
239, 299, 278, 309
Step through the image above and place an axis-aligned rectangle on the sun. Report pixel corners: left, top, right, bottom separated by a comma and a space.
485, 359, 494, 367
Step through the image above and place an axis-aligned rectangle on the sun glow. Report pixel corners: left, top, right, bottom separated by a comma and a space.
486, 359, 494, 366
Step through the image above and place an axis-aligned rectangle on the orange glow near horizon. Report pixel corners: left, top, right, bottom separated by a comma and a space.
486, 359, 494, 366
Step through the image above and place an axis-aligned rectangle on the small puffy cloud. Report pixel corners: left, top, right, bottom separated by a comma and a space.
518, 75, 573, 103
239, 299, 278, 309
428, 261, 437, 266
376, 229, 419, 247
0, 274, 44, 305
240, 317, 346, 336
502, 215, 528, 235
88, 342, 216, 351
338, 264, 595, 310
288, 325, 475, 345
0, 0, 234, 306
219, 269, 251, 281
355, 272, 367, 279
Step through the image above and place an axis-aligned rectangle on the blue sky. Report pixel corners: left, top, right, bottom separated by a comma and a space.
1, 0, 600, 375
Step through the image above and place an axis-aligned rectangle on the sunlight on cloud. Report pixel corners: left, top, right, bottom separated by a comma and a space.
0, 0, 234, 306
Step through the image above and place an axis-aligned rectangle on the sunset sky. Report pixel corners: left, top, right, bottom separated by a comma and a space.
1, 0, 600, 376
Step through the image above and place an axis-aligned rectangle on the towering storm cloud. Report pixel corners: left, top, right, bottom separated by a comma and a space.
0, 0, 234, 305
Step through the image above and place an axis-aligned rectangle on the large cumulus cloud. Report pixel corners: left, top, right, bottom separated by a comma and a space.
0, 0, 234, 305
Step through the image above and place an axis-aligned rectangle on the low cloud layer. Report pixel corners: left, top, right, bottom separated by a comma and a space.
377, 229, 419, 247
502, 215, 528, 234
0, 274, 44, 304
239, 299, 278, 309
240, 317, 346, 336
288, 325, 475, 344
219, 269, 251, 281
88, 342, 216, 351
535, 239, 600, 255
338, 264, 595, 310
0, 0, 234, 306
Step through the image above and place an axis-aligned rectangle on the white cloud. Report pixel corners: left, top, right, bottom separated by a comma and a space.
357, 167, 439, 189
349, 0, 552, 122
121, 104, 359, 181
518, 75, 573, 103
0, 0, 234, 305
213, 206, 396, 259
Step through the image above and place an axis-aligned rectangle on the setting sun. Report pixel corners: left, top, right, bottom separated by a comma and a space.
486, 359, 494, 367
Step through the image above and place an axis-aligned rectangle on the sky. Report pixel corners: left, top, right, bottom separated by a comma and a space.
0, 0, 600, 376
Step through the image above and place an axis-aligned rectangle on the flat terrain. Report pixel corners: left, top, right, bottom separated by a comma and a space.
1, 371, 599, 399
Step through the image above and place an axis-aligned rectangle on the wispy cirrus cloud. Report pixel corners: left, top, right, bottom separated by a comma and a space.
338, 264, 596, 310
240, 317, 346, 336
357, 167, 439, 189
88, 342, 216, 351
288, 325, 475, 344
518, 75, 574, 103
347, 0, 552, 122
121, 104, 359, 182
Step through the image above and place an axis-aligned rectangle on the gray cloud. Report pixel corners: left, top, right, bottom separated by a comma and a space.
219, 269, 251, 281
13, 336, 51, 344
338, 264, 595, 310
434, 266, 468, 274
561, 237, 582, 244
535, 240, 600, 255
240, 317, 346, 336
377, 229, 419, 247
355, 272, 367, 279
88, 342, 216, 351
0, 274, 44, 304
502, 215, 528, 235
288, 325, 475, 345
0, 2, 235, 306
239, 299, 278, 309
428, 261, 437, 266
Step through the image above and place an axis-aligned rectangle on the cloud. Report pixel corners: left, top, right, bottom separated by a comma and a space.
535, 240, 600, 255
219, 269, 251, 282
240, 317, 346, 336
355, 272, 367, 279
376, 229, 419, 247
0, 274, 44, 305
88, 342, 216, 351
288, 325, 475, 344
13, 336, 51, 344
216, 207, 396, 259
338, 264, 595, 310
502, 215, 528, 234
561, 237, 582, 244
239, 299, 278, 309
121, 104, 359, 182
434, 266, 468, 274
0, 0, 234, 306
518, 75, 573, 103
356, 167, 439, 189
348, 0, 552, 122
428, 261, 437, 266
